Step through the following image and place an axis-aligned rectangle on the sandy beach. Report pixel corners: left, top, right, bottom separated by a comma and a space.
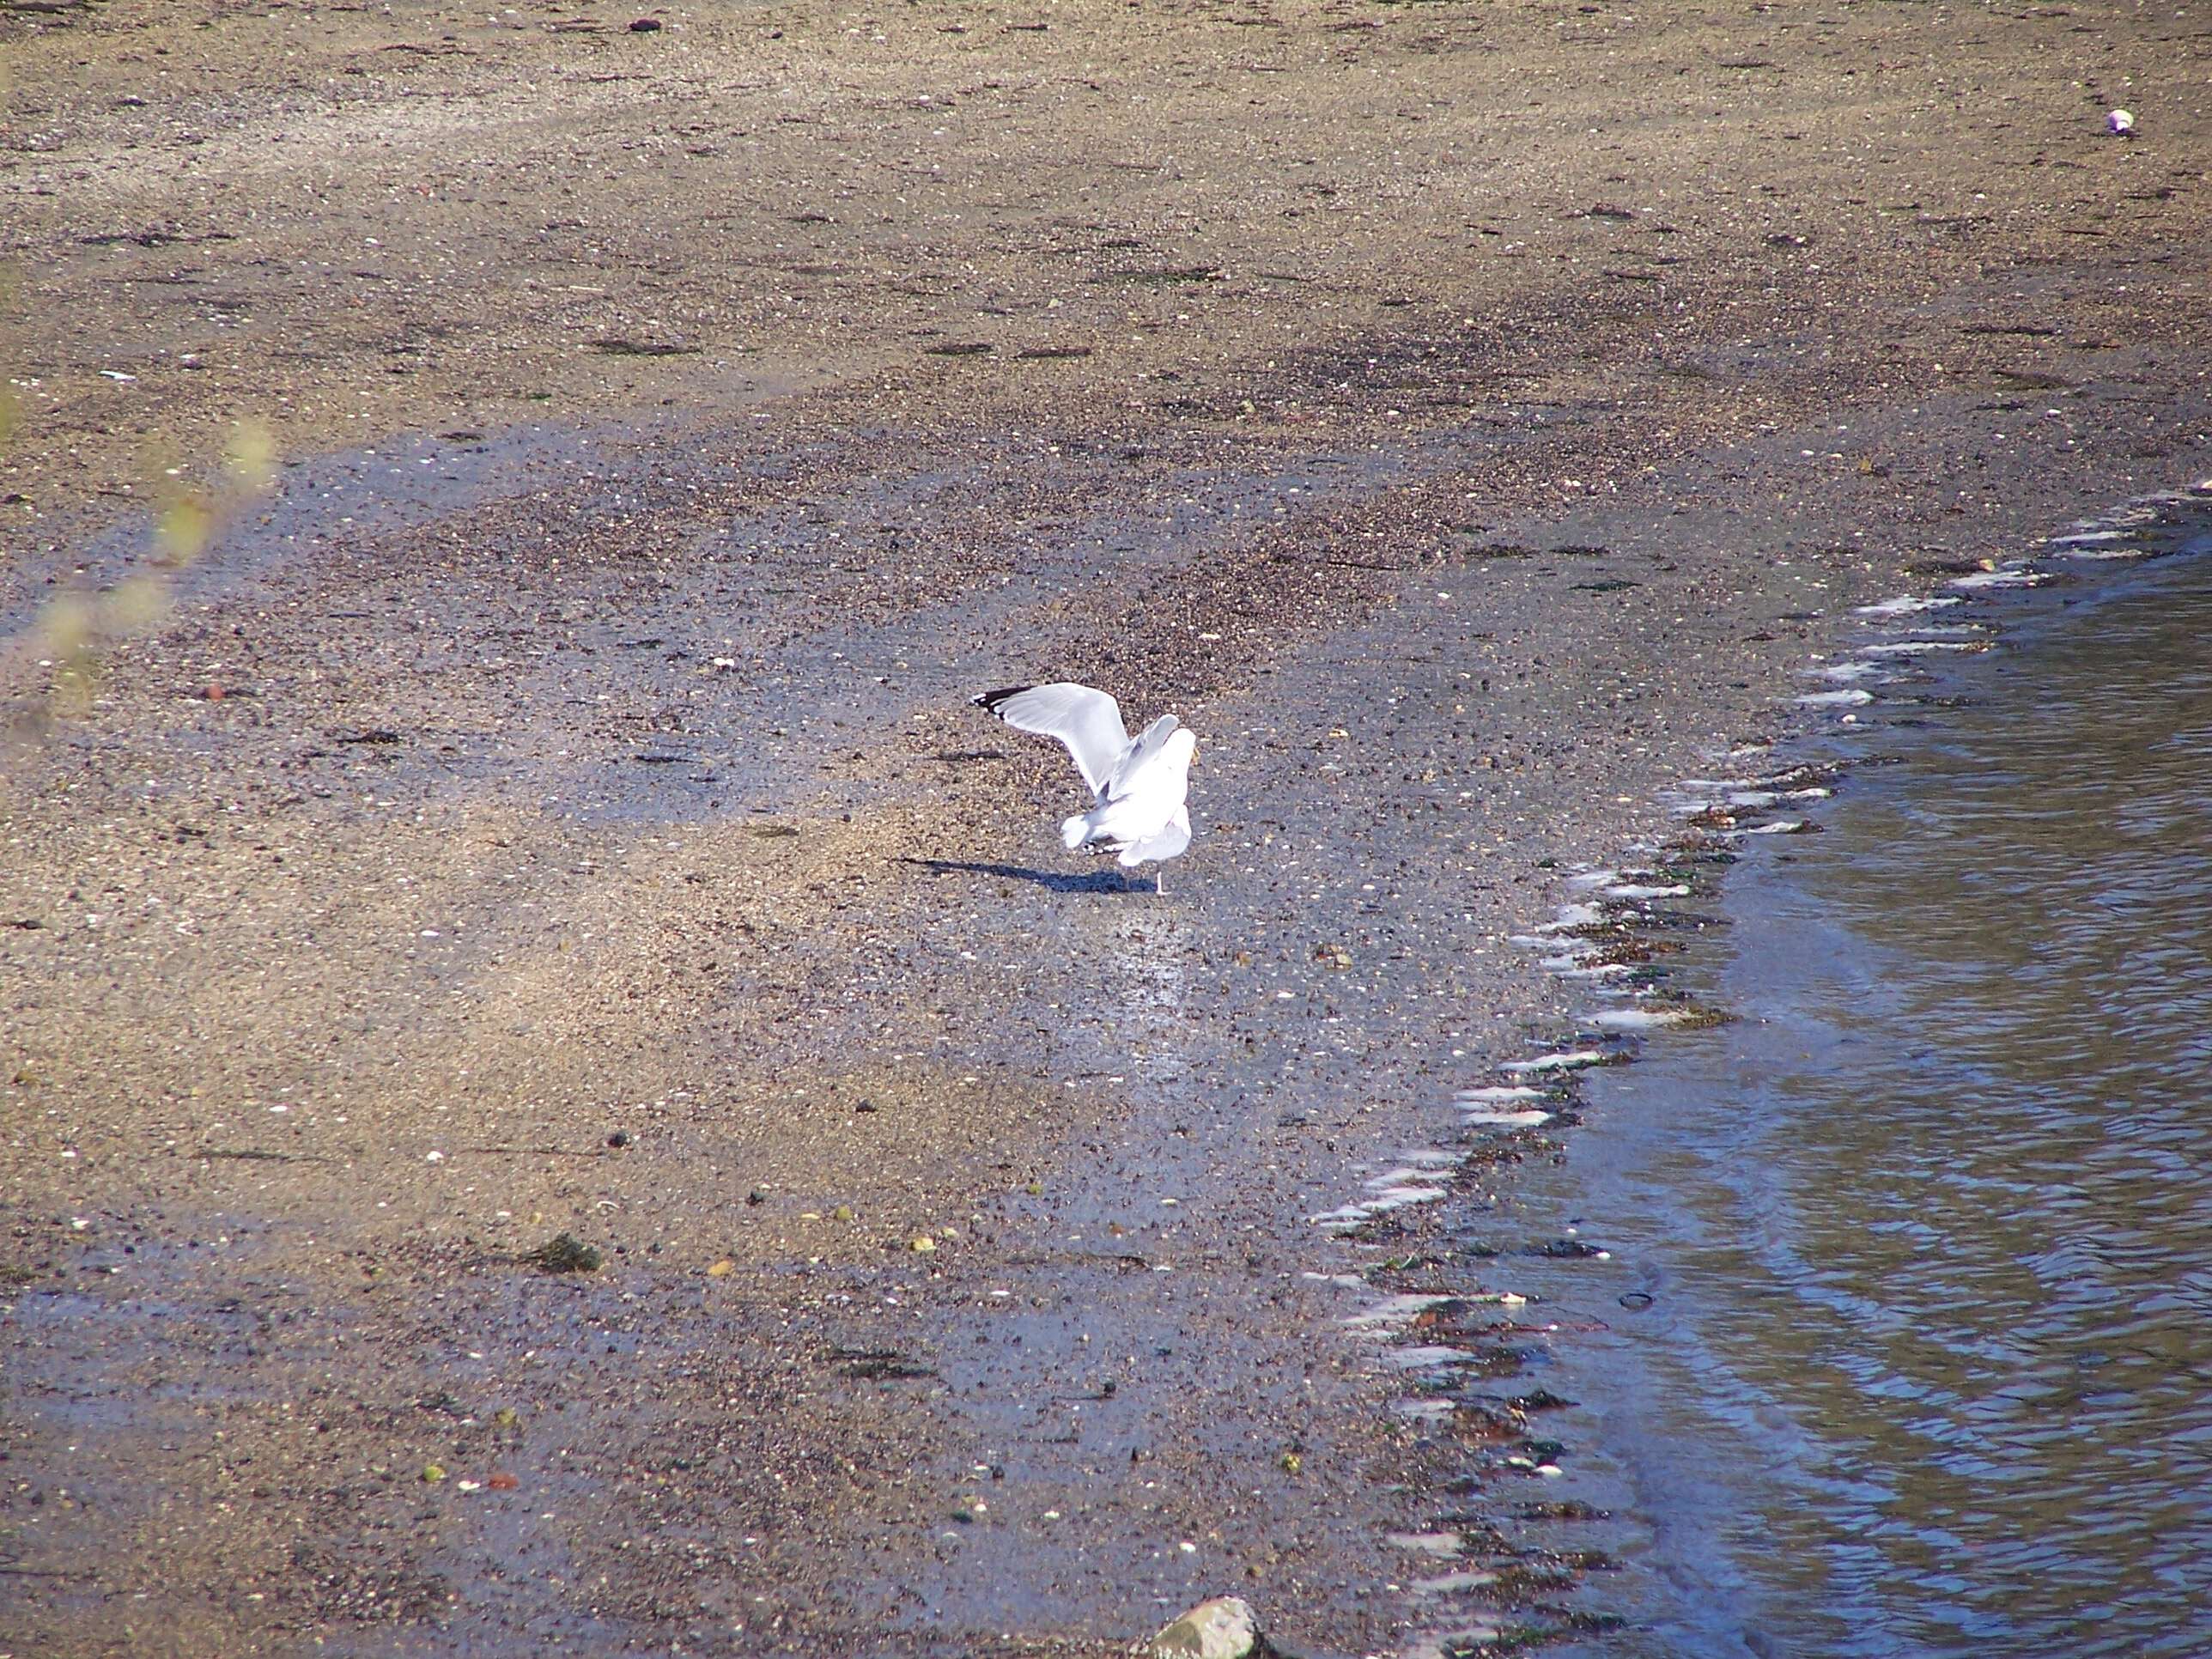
3, 2, 2209, 1653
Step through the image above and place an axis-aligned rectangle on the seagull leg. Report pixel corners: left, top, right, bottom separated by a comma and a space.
1155, 866, 1166, 896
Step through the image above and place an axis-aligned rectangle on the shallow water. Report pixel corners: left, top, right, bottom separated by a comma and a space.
1541, 523, 2212, 1655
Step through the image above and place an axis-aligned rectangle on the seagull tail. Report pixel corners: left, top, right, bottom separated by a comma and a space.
1061, 814, 1090, 852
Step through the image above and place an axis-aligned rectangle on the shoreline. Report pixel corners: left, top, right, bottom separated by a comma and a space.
5, 3, 2211, 1654
1449, 501, 2212, 1654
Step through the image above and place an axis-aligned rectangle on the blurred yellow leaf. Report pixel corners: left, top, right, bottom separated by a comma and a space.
226, 422, 276, 495
7, 404, 280, 757
157, 492, 215, 564
108, 573, 167, 634
40, 594, 92, 661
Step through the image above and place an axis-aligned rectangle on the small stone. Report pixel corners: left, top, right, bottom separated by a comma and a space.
910, 1236, 937, 1254
1149, 1595, 1264, 1659
706, 1258, 737, 1277
606, 1130, 631, 1148
422, 1463, 447, 1483
629, 15, 663, 30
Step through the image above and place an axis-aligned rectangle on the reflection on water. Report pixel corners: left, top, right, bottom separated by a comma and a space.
1556, 539, 2212, 1656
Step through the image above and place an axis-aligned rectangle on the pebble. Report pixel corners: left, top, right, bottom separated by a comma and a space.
1149, 1595, 1263, 1659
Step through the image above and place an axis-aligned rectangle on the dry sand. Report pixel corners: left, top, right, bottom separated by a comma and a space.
2, 2, 2208, 1654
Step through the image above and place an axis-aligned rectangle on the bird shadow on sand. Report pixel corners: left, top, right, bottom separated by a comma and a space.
898, 857, 1155, 895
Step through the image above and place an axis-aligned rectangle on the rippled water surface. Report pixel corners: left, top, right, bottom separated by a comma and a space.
1550, 533, 2212, 1655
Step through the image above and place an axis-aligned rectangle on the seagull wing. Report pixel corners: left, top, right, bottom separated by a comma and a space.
1105, 714, 1182, 802
973, 683, 1130, 799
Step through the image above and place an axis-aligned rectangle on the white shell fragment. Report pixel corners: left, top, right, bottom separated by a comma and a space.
1856, 593, 1962, 617
1502, 1049, 1607, 1075
1461, 1109, 1555, 1129
1589, 1006, 1696, 1030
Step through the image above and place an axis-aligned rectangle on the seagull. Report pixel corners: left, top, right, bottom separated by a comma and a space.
973, 683, 1196, 891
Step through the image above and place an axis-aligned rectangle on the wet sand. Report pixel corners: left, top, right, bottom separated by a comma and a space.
3, 2, 2209, 1654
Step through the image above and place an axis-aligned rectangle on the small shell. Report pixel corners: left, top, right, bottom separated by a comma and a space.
2107, 108, 2136, 136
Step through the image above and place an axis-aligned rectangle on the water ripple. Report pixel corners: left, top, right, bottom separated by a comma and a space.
1545, 532, 2212, 1656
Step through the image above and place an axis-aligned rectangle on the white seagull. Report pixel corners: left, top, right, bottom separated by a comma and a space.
974, 683, 1197, 891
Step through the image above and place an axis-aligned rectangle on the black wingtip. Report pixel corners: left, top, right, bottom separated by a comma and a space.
973, 685, 1031, 714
